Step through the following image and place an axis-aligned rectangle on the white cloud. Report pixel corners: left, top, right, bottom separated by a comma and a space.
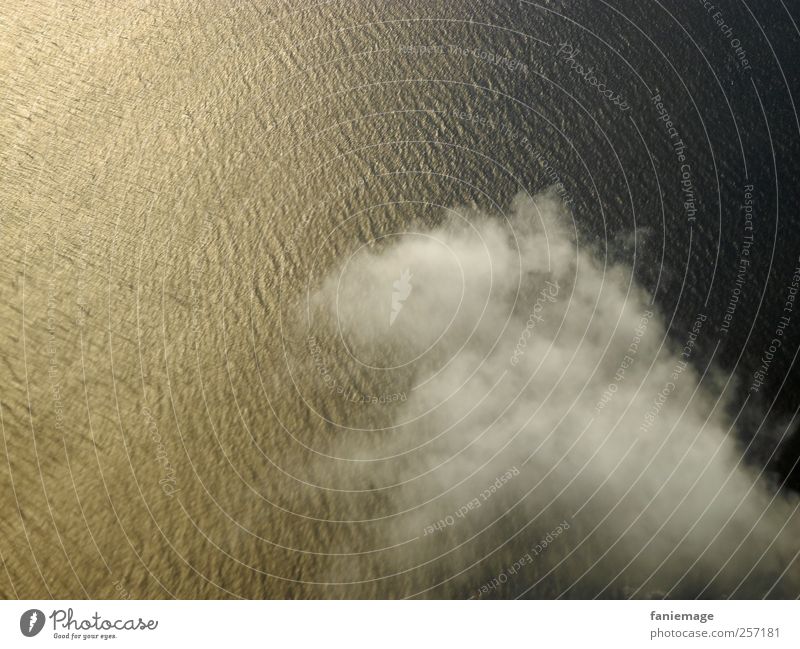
310, 191, 799, 597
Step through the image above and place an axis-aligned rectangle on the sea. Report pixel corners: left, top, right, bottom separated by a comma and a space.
1, 0, 799, 598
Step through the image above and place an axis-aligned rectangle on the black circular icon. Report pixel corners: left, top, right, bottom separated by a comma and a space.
20, 609, 45, 637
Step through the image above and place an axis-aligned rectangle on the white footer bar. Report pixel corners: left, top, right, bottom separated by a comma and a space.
1, 600, 797, 647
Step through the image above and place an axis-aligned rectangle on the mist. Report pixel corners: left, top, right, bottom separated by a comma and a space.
308, 191, 799, 598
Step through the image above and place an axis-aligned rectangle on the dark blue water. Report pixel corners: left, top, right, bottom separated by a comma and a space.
337, 0, 800, 484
